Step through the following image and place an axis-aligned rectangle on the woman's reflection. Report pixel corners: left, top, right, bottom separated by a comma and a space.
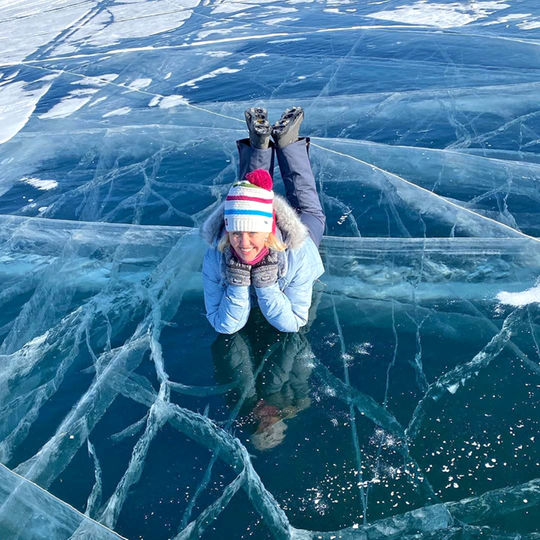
211, 309, 315, 451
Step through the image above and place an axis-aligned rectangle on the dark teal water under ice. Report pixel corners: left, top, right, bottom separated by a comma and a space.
0, 1, 539, 539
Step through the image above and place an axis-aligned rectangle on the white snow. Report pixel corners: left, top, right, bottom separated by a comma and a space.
0, 1, 95, 64
366, 1, 511, 28
128, 78, 153, 90
196, 28, 234, 40
210, 2, 255, 14
102, 107, 132, 117
0, 80, 54, 144
519, 19, 540, 29
177, 67, 240, 88
268, 37, 306, 43
21, 177, 58, 191
264, 17, 299, 25
39, 96, 92, 119
88, 97, 108, 108
205, 51, 234, 58
68, 88, 99, 97
481, 13, 539, 28
52, 0, 201, 52
158, 95, 188, 108
496, 285, 540, 307
73, 74, 119, 87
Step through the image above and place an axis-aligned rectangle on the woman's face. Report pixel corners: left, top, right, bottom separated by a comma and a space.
229, 231, 267, 262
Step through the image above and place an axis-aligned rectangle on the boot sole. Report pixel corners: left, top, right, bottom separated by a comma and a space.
245, 107, 271, 135
272, 106, 304, 136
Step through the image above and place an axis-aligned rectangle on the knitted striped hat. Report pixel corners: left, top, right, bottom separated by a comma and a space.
224, 169, 275, 233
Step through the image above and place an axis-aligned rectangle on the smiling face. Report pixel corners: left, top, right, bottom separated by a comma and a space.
229, 231, 268, 262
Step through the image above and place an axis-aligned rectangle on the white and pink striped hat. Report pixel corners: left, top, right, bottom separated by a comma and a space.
224, 169, 276, 233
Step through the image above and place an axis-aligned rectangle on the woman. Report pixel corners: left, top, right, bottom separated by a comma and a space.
201, 106, 325, 333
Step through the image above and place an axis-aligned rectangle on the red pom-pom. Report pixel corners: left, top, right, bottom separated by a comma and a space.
245, 169, 273, 190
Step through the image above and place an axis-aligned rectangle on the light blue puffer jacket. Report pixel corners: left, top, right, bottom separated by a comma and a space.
201, 194, 324, 334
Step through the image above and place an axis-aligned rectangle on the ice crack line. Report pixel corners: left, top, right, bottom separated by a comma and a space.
331, 296, 368, 522
309, 142, 540, 243
0, 462, 126, 539
179, 339, 282, 529
0, 24, 448, 68
405, 306, 526, 442
17, 61, 534, 243
11, 62, 538, 245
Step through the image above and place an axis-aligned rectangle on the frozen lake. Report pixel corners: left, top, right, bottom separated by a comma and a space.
0, 0, 539, 538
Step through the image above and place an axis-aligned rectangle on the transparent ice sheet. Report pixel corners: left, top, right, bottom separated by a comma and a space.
0, 1, 538, 539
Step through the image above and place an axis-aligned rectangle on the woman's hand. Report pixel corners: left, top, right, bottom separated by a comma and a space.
225, 248, 251, 286
252, 250, 279, 288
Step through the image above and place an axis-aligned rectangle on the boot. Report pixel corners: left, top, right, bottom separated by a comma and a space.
271, 106, 304, 148
245, 107, 271, 149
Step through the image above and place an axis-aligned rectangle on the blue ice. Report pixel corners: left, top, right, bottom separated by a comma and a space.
0, 0, 539, 538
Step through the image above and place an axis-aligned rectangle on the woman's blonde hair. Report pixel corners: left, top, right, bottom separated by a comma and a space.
218, 231, 287, 253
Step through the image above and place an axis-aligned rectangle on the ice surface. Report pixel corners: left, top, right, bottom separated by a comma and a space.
0, 0, 539, 538
0, 463, 123, 539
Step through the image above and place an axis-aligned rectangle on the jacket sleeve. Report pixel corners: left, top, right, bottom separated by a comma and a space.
255, 245, 321, 333
202, 248, 251, 334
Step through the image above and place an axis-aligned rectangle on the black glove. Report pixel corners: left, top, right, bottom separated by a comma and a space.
252, 250, 279, 288
224, 248, 251, 287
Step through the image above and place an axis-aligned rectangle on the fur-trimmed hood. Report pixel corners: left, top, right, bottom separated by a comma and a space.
200, 193, 308, 250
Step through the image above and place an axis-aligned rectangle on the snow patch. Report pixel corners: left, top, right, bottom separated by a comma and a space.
128, 78, 152, 90
196, 28, 234, 40
177, 67, 240, 88
205, 51, 234, 58
53, 0, 201, 50
0, 80, 54, 143
265, 17, 299, 25
159, 95, 188, 108
210, 2, 254, 14
88, 97, 107, 107
74, 74, 119, 87
268, 37, 306, 44
496, 285, 540, 307
39, 97, 92, 119
103, 107, 132, 117
366, 1, 511, 28
519, 19, 540, 29
21, 177, 58, 191
69, 88, 99, 96
1, 2, 96, 64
